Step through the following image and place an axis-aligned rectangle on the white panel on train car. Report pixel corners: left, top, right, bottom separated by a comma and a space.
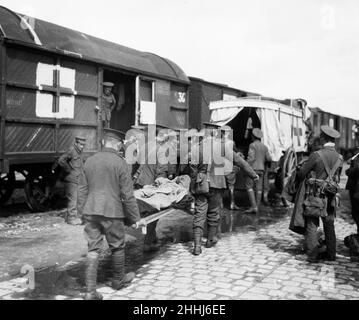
58, 96, 75, 119
140, 101, 156, 124
35, 92, 54, 118
36, 63, 53, 86
60, 67, 76, 91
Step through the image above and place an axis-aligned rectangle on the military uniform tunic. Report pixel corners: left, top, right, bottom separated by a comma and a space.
58, 144, 85, 220
245, 139, 272, 191
191, 136, 258, 232
58, 145, 84, 184
101, 93, 116, 128
297, 144, 343, 259
79, 148, 141, 252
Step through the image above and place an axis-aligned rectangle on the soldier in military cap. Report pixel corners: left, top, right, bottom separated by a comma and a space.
78, 128, 146, 300
190, 122, 258, 255
57, 136, 87, 225
297, 125, 343, 262
101, 82, 116, 129
245, 128, 272, 214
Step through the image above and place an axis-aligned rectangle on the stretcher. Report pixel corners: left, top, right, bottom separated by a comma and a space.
138, 207, 178, 235
134, 175, 193, 234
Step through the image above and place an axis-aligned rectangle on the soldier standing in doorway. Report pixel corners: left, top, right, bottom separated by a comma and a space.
101, 82, 116, 129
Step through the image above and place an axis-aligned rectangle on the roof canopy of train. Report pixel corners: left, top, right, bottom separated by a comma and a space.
0, 6, 189, 84
209, 97, 304, 123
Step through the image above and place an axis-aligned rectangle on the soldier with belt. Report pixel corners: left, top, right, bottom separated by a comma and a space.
297, 125, 343, 262
245, 128, 272, 214
57, 136, 86, 225
190, 124, 258, 255
101, 82, 116, 128
78, 129, 146, 300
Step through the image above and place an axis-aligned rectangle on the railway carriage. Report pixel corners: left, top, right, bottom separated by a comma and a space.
188, 76, 309, 189
0, 6, 190, 212
308, 107, 359, 158
1, 5, 357, 214
188, 76, 259, 129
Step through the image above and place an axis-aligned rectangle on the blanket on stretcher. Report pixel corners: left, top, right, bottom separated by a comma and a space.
135, 175, 191, 212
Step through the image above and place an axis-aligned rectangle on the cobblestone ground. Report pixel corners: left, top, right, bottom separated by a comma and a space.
1, 210, 358, 300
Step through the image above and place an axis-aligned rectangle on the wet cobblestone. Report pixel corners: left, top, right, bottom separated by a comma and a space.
1, 197, 359, 300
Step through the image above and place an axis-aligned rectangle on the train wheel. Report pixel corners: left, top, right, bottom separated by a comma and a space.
24, 171, 52, 212
0, 171, 15, 206
282, 147, 297, 189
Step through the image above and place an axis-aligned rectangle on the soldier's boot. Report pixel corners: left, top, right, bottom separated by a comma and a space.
143, 222, 160, 252
206, 225, 218, 248
262, 190, 269, 206
244, 189, 258, 214
84, 252, 103, 300
193, 228, 203, 256
229, 187, 239, 210
66, 209, 82, 226
111, 249, 135, 290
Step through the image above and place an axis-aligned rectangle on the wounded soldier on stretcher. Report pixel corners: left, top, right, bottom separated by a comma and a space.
132, 160, 194, 252
134, 175, 193, 212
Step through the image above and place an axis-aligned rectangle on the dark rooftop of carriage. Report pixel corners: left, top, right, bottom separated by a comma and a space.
0, 6, 189, 84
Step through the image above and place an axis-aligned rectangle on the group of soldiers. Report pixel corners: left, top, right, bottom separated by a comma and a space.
56, 117, 275, 299
55, 89, 357, 299
187, 123, 268, 255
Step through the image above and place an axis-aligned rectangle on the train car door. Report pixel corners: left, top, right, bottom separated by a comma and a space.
135, 76, 156, 126
104, 70, 136, 133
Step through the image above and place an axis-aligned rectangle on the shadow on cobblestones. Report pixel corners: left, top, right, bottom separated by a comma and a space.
5, 235, 172, 300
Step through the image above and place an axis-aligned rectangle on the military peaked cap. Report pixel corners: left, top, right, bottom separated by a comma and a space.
103, 128, 125, 141
103, 82, 114, 87
75, 136, 86, 142
321, 125, 340, 139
